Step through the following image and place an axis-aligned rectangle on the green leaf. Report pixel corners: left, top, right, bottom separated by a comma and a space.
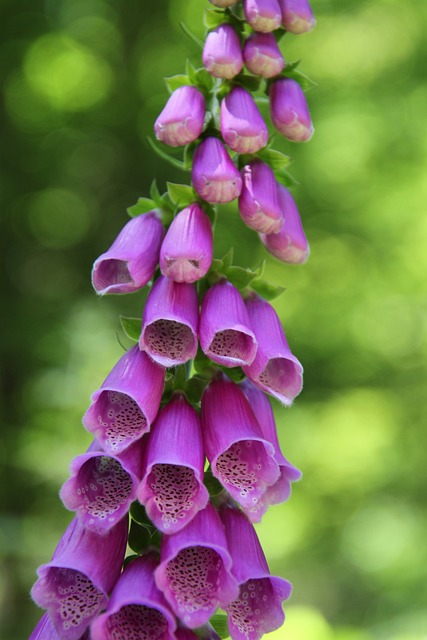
221, 366, 245, 383
258, 148, 292, 170
194, 67, 215, 93
183, 143, 196, 170
179, 22, 204, 49
127, 197, 156, 217
130, 501, 152, 526
203, 203, 217, 228
147, 137, 186, 171
186, 60, 198, 86
150, 179, 161, 203
209, 612, 230, 639
283, 65, 317, 92
274, 167, 299, 189
204, 8, 226, 30
250, 279, 286, 301
167, 182, 196, 206
204, 468, 224, 497
221, 247, 234, 269
120, 316, 141, 342
128, 520, 151, 554
224, 265, 258, 289
236, 74, 262, 92
185, 375, 209, 405
164, 73, 190, 93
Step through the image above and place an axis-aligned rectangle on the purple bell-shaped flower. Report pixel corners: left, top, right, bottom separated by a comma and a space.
243, 32, 285, 78
220, 86, 268, 155
279, 0, 316, 34
203, 24, 243, 79
192, 137, 242, 204
269, 78, 314, 142
243, 0, 282, 33
239, 160, 283, 234
155, 86, 206, 147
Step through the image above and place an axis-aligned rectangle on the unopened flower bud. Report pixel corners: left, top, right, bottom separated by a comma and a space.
269, 77, 314, 142
243, 32, 285, 78
160, 203, 213, 283
243, 0, 282, 33
203, 24, 243, 79
192, 137, 242, 204
260, 184, 310, 263
220, 86, 268, 154
155, 86, 205, 147
238, 160, 283, 234
279, 0, 316, 34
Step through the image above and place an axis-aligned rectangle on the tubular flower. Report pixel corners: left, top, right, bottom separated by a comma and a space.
91, 212, 164, 295
29, 614, 90, 640
243, 0, 282, 33
260, 184, 310, 264
160, 203, 213, 283
240, 379, 302, 521
201, 376, 280, 515
279, 0, 316, 34
243, 32, 285, 78
31, 517, 128, 640
192, 137, 242, 204
220, 507, 292, 640
154, 503, 239, 629
137, 394, 209, 534
139, 275, 199, 367
239, 160, 283, 234
202, 24, 243, 79
243, 294, 303, 405
83, 345, 164, 455
220, 86, 268, 155
154, 86, 206, 148
91, 554, 176, 640
60, 441, 143, 535
269, 77, 314, 142
199, 279, 258, 368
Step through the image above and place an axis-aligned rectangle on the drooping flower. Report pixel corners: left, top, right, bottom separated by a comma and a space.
243, 32, 285, 78
240, 378, 302, 520
29, 613, 88, 640
137, 394, 209, 534
220, 506, 292, 640
159, 203, 213, 283
90, 554, 176, 640
91, 212, 165, 295
201, 376, 280, 514
269, 78, 314, 142
60, 440, 143, 535
199, 280, 258, 368
192, 137, 242, 204
154, 86, 206, 147
239, 160, 283, 234
278, 0, 316, 34
220, 86, 268, 155
139, 275, 199, 367
154, 503, 239, 628
203, 24, 244, 79
31, 517, 128, 640
243, 294, 303, 405
259, 184, 310, 264
83, 345, 164, 455
243, 0, 282, 33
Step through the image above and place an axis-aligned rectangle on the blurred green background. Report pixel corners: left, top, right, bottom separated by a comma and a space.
1, 0, 427, 638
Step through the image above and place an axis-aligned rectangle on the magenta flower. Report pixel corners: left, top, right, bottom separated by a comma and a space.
279, 0, 316, 34
139, 275, 199, 367
243, 0, 282, 33
137, 394, 209, 534
154, 503, 239, 628
243, 295, 303, 405
260, 184, 310, 264
220, 86, 268, 155
160, 203, 213, 283
220, 506, 292, 640
31, 517, 128, 640
200, 280, 258, 368
91, 212, 165, 295
203, 24, 243, 79
240, 379, 302, 521
201, 376, 280, 514
239, 161, 283, 234
192, 137, 242, 204
91, 554, 176, 640
155, 86, 206, 147
243, 32, 285, 78
83, 345, 164, 455
269, 78, 314, 142
29, 613, 81, 640
60, 441, 143, 535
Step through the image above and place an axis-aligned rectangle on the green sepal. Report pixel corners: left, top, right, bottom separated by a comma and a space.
123, 554, 138, 569
235, 74, 263, 92
221, 247, 234, 269
183, 142, 196, 170
164, 73, 191, 94
130, 501, 152, 527
250, 279, 286, 301
128, 520, 152, 554
224, 265, 259, 289
179, 22, 204, 49
282, 61, 317, 92
258, 147, 292, 170
120, 316, 141, 342
204, 468, 224, 498
209, 612, 230, 639
220, 366, 245, 383
193, 346, 212, 375
203, 202, 217, 228
274, 167, 299, 189
167, 182, 196, 207
147, 137, 187, 171
150, 179, 161, 204
204, 8, 227, 30
127, 197, 157, 217
185, 375, 209, 405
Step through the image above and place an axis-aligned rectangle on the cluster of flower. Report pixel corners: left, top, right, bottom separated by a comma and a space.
29, 0, 315, 638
